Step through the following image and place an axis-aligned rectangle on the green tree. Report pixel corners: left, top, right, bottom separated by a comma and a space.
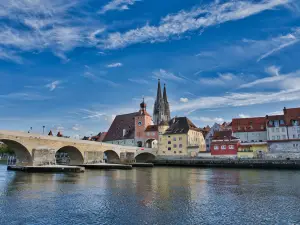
0, 144, 14, 155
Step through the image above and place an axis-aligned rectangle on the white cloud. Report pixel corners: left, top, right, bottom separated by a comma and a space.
172, 87, 300, 113
239, 114, 250, 118
72, 124, 80, 131
199, 72, 240, 86
100, 0, 289, 49
265, 65, 281, 76
106, 62, 123, 68
190, 116, 225, 124
180, 98, 189, 103
99, 0, 141, 14
153, 69, 184, 82
239, 67, 300, 89
45, 80, 61, 91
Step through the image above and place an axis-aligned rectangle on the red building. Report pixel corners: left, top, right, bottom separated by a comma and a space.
210, 130, 240, 156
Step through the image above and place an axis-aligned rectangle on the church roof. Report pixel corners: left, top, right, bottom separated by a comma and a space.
164, 117, 201, 134
103, 112, 139, 141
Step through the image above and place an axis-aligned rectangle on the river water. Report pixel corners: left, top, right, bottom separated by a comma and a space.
0, 163, 300, 225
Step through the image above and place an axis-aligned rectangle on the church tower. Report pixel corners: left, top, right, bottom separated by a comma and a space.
153, 79, 171, 125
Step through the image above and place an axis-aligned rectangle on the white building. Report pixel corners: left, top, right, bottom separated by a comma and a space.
266, 107, 300, 158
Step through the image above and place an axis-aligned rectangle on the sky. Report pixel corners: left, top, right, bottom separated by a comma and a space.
1, 0, 300, 138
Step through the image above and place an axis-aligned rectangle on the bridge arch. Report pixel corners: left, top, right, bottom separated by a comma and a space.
104, 150, 120, 164
56, 146, 84, 165
145, 139, 158, 148
135, 152, 156, 163
0, 139, 32, 166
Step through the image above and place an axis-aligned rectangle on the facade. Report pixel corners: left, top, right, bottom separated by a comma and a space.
153, 79, 171, 125
158, 117, 205, 157
266, 107, 300, 158
210, 131, 240, 157
103, 99, 157, 147
232, 117, 268, 158
202, 123, 222, 152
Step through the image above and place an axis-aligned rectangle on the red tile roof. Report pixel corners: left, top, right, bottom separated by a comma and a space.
284, 107, 300, 126
212, 130, 238, 140
232, 117, 266, 132
103, 112, 139, 141
145, 125, 158, 132
164, 117, 201, 135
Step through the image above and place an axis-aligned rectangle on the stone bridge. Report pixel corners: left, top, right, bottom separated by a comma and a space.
0, 130, 157, 166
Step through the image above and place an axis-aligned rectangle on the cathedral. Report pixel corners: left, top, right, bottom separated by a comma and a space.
153, 79, 171, 125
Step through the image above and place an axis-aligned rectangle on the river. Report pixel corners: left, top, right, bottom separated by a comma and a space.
0, 163, 300, 225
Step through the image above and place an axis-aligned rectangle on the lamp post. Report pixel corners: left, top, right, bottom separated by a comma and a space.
43, 126, 45, 135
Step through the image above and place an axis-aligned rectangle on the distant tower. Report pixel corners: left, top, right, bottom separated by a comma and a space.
153, 79, 171, 125
163, 84, 170, 122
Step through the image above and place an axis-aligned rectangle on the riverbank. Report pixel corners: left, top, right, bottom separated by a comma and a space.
153, 159, 300, 169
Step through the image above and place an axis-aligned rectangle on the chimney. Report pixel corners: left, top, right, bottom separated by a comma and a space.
123, 129, 126, 137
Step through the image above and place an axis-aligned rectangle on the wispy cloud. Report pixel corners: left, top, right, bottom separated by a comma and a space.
190, 116, 225, 125
100, 0, 289, 49
128, 78, 149, 84
172, 87, 300, 113
82, 71, 119, 87
257, 33, 300, 62
239, 67, 300, 89
199, 72, 245, 86
98, 0, 141, 14
45, 80, 62, 91
0, 0, 103, 62
0, 92, 52, 101
153, 69, 184, 82
106, 62, 123, 68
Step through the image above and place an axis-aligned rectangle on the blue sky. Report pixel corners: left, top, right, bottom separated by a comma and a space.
1, 0, 300, 138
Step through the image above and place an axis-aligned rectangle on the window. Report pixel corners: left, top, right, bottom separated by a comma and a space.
168, 147, 171, 151
173, 137, 176, 141
179, 151, 182, 153
168, 136, 170, 138
272, 128, 275, 132
280, 120, 285, 125
229, 145, 234, 149
298, 134, 300, 138
276, 128, 279, 132
274, 120, 279, 127
173, 144, 177, 148
269, 120, 273, 126
277, 136, 280, 140
168, 141, 171, 144
297, 127, 300, 133
179, 144, 183, 148
272, 136, 275, 140
174, 151, 176, 154
293, 134, 296, 139
163, 151, 165, 154
206, 144, 209, 147
281, 127, 285, 132
221, 145, 226, 150
214, 145, 219, 150
282, 135, 286, 140
179, 137, 182, 141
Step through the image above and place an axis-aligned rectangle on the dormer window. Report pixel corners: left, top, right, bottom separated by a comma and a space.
292, 120, 299, 126
274, 120, 279, 127
280, 120, 285, 125
268, 120, 273, 126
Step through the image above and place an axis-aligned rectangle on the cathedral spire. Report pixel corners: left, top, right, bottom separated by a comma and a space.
163, 84, 170, 122
163, 84, 168, 102
156, 79, 162, 102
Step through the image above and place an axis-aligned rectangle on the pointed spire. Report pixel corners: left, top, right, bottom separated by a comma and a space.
156, 79, 162, 102
163, 83, 168, 103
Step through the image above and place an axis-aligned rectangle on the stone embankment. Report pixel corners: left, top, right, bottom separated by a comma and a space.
153, 159, 300, 169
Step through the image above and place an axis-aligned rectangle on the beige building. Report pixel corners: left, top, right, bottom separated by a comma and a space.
158, 117, 205, 157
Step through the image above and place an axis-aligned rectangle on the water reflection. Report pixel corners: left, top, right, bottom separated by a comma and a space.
0, 164, 300, 225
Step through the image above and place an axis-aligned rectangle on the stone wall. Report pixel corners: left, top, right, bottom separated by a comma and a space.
32, 148, 56, 166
